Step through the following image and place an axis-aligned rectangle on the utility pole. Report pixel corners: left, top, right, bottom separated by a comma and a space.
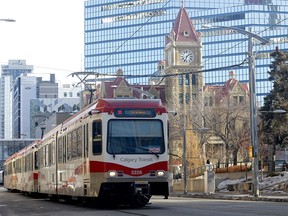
183, 121, 187, 194
202, 24, 270, 197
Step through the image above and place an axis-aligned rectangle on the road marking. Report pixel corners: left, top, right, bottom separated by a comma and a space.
0, 205, 7, 207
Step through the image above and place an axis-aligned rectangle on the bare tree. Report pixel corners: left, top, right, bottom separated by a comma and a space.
166, 96, 203, 172
190, 95, 250, 166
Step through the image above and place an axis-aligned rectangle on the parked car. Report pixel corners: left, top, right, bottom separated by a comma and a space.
275, 160, 287, 172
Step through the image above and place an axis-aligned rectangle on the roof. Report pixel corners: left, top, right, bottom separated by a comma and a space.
166, 3, 199, 44
100, 75, 166, 103
204, 75, 249, 105
95, 98, 167, 113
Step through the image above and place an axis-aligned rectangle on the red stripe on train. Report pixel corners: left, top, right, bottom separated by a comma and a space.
90, 161, 168, 176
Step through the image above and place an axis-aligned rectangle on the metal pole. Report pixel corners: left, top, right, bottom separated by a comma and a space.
183, 122, 187, 194
202, 24, 270, 197
248, 33, 260, 197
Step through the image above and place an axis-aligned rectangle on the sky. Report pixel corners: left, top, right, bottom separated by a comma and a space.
0, 0, 85, 83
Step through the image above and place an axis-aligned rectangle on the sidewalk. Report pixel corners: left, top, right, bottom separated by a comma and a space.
170, 191, 288, 202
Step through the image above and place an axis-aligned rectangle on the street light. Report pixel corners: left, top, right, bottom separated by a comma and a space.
202, 25, 270, 197
0, 18, 16, 22
259, 109, 287, 114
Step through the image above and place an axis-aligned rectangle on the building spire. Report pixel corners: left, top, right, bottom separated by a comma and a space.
165, 2, 199, 45
181, 0, 184, 8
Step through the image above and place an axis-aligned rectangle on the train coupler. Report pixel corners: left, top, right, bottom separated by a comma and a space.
131, 182, 150, 196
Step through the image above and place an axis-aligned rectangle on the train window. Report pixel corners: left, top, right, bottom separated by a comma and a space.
67, 133, 72, 161
77, 127, 82, 157
63, 136, 67, 163
51, 141, 55, 165
46, 145, 49, 167
84, 125, 87, 158
34, 151, 38, 170
86, 124, 89, 157
58, 137, 63, 163
72, 130, 77, 159
107, 120, 165, 155
27, 154, 30, 171
40, 147, 44, 168
25, 154, 29, 171
38, 148, 42, 168
48, 144, 52, 166
22, 158, 25, 172
92, 121, 102, 155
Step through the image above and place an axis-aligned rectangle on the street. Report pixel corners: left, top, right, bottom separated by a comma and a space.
0, 186, 288, 216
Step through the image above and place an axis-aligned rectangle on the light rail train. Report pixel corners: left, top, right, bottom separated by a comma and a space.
3, 99, 169, 207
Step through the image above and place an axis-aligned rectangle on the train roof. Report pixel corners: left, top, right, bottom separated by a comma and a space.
4, 140, 40, 164
94, 99, 167, 113
58, 98, 167, 131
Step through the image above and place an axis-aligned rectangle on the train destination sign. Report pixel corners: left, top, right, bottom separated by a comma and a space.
114, 108, 156, 117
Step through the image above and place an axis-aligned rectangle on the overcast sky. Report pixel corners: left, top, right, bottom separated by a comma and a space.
0, 0, 84, 83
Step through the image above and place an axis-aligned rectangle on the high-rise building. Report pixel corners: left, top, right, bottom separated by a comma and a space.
11, 73, 81, 139
12, 75, 37, 139
37, 74, 58, 99
12, 73, 61, 139
84, 0, 288, 104
0, 60, 33, 139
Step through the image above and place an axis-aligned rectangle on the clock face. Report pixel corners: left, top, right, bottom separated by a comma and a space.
181, 49, 194, 63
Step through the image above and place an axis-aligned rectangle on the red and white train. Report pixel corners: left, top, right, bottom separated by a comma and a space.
4, 99, 169, 207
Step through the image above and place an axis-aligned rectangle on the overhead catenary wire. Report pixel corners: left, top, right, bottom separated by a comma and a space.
15, 7, 288, 138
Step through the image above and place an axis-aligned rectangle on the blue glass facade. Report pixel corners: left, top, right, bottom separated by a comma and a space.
84, 0, 288, 103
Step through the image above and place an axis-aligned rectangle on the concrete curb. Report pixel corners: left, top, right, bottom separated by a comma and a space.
170, 193, 288, 202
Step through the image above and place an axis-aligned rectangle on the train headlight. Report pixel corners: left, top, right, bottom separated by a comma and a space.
108, 170, 117, 178
156, 170, 165, 177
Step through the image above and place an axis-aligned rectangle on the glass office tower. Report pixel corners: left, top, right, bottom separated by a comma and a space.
84, 0, 288, 103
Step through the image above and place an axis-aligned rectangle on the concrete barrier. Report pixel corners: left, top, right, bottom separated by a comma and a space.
172, 172, 252, 193
172, 178, 205, 193
227, 182, 252, 193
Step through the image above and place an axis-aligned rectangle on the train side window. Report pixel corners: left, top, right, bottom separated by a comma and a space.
67, 133, 72, 161
84, 124, 88, 158
48, 143, 52, 166
51, 141, 55, 165
38, 148, 42, 168
58, 137, 63, 164
72, 130, 77, 159
40, 147, 44, 168
86, 124, 89, 157
63, 136, 67, 163
77, 127, 82, 157
84, 125, 86, 158
92, 121, 102, 155
45, 145, 48, 167
34, 151, 38, 170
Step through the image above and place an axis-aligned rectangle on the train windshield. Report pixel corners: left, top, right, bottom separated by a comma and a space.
107, 119, 165, 155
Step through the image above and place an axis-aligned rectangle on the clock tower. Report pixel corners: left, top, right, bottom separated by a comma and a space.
165, 3, 203, 167
164, 3, 203, 118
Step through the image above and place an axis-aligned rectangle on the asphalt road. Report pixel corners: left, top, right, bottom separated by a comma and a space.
0, 186, 288, 216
